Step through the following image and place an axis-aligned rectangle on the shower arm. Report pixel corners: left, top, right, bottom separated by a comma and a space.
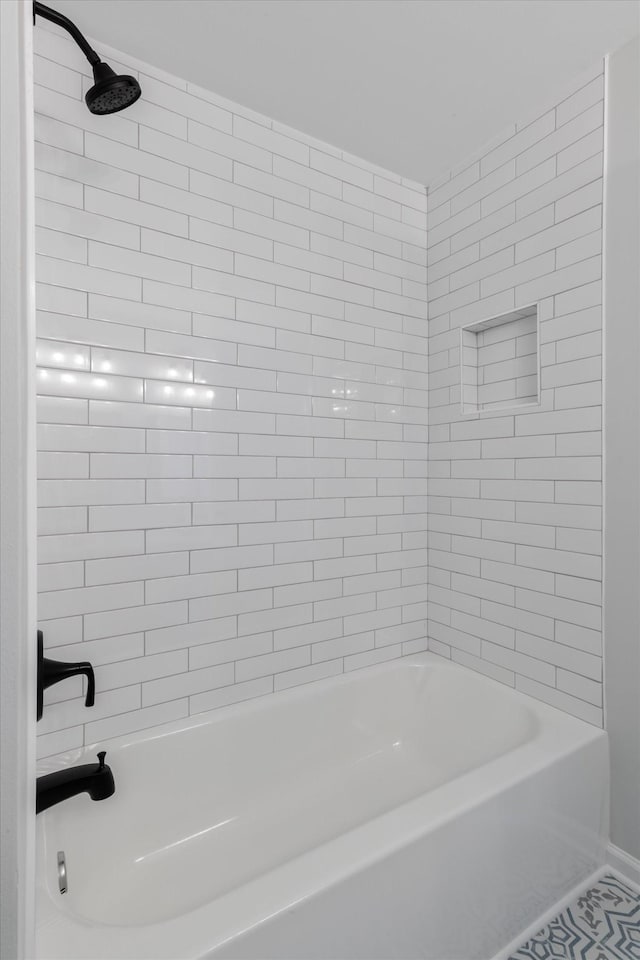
33, 1, 101, 67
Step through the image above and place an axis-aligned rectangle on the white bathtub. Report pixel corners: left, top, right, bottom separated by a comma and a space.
36, 653, 608, 960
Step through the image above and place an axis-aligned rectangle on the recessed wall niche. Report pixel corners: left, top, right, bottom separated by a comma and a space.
460, 304, 540, 414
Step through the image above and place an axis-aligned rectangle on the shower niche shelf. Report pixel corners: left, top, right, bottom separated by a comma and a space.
460, 303, 540, 415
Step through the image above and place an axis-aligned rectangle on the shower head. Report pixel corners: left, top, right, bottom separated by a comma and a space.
86, 62, 142, 115
33, 2, 142, 115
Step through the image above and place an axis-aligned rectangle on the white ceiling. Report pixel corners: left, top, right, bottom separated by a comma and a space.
51, 0, 639, 184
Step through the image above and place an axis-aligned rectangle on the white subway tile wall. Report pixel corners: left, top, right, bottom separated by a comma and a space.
35, 22, 607, 755
34, 28, 428, 756
426, 62, 604, 725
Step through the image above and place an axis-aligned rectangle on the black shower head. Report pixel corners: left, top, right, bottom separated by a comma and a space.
86, 61, 142, 115
34, 3, 142, 115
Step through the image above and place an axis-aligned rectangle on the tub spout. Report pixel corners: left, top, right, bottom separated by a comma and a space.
36, 750, 115, 814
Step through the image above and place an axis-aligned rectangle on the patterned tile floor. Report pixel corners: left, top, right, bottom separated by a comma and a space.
510, 873, 640, 959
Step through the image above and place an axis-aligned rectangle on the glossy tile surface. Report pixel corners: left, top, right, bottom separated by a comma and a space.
426, 61, 605, 727
34, 25, 428, 759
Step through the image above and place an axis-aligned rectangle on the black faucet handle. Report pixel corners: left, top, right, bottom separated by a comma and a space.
37, 629, 96, 721
81, 662, 96, 707
45, 658, 95, 706
97, 751, 107, 769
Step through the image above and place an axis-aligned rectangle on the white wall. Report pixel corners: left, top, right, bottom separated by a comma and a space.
426, 64, 605, 724
604, 34, 640, 862
0, 2, 36, 957
33, 26, 428, 758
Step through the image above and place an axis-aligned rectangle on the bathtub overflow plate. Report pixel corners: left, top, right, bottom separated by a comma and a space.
57, 850, 67, 894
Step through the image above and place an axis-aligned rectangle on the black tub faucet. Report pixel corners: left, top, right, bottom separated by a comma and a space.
37, 630, 95, 721
36, 751, 115, 814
